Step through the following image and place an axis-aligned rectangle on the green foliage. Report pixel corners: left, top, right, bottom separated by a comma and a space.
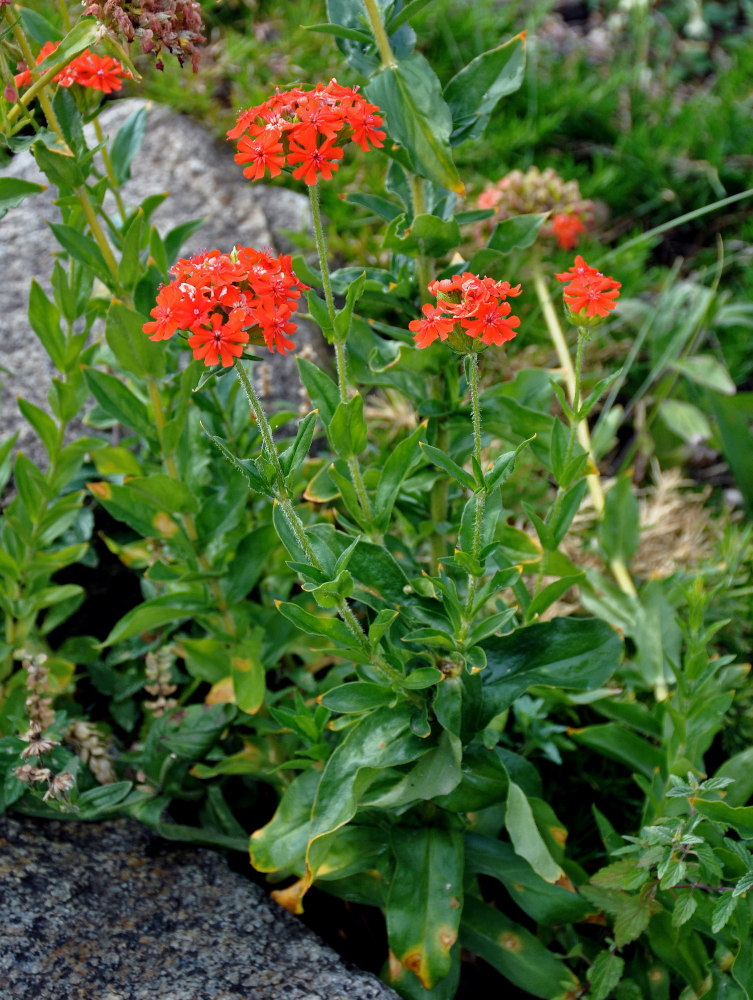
2, 2, 753, 999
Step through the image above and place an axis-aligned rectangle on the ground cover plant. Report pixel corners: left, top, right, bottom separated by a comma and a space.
1, 1, 753, 998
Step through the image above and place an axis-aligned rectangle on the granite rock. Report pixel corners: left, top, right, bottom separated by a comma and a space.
0, 98, 322, 466
0, 813, 399, 1000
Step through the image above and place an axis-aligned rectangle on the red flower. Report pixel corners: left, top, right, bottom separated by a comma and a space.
563, 275, 620, 319
143, 246, 308, 367
554, 255, 603, 284
228, 79, 385, 186
551, 212, 586, 250
412, 273, 522, 351
187, 310, 249, 367
461, 301, 520, 346
408, 303, 457, 349
234, 131, 285, 181
287, 129, 344, 185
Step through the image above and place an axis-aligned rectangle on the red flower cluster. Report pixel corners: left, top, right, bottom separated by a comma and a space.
409, 273, 522, 350
143, 248, 309, 367
14, 42, 129, 94
227, 80, 386, 186
555, 256, 621, 321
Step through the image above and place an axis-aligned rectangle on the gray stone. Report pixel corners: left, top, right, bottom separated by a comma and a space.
0, 813, 398, 1000
0, 98, 323, 466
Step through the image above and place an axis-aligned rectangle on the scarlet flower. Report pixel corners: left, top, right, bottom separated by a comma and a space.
461, 301, 520, 346
187, 310, 249, 368
563, 275, 620, 319
554, 255, 603, 284
412, 273, 522, 351
551, 212, 586, 251
234, 131, 285, 181
143, 246, 308, 367
228, 79, 385, 186
286, 129, 344, 185
408, 303, 457, 350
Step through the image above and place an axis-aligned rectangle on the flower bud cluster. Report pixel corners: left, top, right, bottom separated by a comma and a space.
143, 246, 309, 366
13, 40, 128, 94
227, 80, 386, 186
82, 0, 205, 72
477, 166, 595, 250
144, 646, 178, 717
409, 273, 522, 353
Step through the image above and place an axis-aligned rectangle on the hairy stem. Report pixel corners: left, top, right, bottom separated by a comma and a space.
361, 0, 398, 68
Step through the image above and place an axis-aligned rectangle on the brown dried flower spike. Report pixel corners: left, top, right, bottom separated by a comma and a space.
82, 0, 206, 71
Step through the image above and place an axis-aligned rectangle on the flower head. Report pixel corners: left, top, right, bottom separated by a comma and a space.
557, 256, 621, 325
228, 80, 385, 185
143, 247, 308, 367
14, 42, 129, 92
551, 212, 586, 250
411, 273, 522, 352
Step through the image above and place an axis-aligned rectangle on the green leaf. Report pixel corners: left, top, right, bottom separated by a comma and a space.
526, 574, 584, 620
374, 425, 424, 530
672, 891, 698, 927
588, 951, 625, 1000
231, 629, 266, 714
660, 399, 712, 443
505, 781, 563, 883
368, 730, 462, 809
484, 436, 533, 492
569, 724, 663, 779
162, 703, 235, 759
280, 410, 318, 480
0, 177, 46, 220
711, 891, 738, 934
481, 618, 623, 723
345, 192, 403, 221
691, 798, 753, 838
302, 21, 373, 43
599, 474, 639, 562
386, 0, 434, 34
83, 368, 154, 440
297, 356, 340, 424
319, 681, 396, 714
444, 33, 526, 145
110, 106, 148, 186
17, 399, 58, 459
117, 210, 144, 291
333, 271, 366, 342
382, 212, 461, 257
329, 393, 368, 457
420, 442, 476, 491
305, 706, 426, 880
49, 222, 110, 284
460, 896, 578, 998
76, 781, 134, 814
101, 593, 207, 646
708, 391, 753, 514
465, 833, 592, 924
386, 827, 463, 989
365, 53, 464, 194
275, 600, 357, 648
33, 140, 84, 189
36, 17, 98, 75
250, 769, 321, 874
487, 213, 548, 254
671, 354, 735, 395
105, 300, 166, 378
28, 279, 65, 372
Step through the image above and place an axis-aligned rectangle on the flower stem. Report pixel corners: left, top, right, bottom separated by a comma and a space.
461, 353, 486, 630
307, 183, 374, 522
361, 0, 397, 68
531, 257, 637, 597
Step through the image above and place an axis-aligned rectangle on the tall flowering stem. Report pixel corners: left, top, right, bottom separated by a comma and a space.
462, 352, 486, 626
308, 183, 374, 522
541, 256, 637, 597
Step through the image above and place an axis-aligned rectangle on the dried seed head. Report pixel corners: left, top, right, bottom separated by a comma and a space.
67, 720, 116, 784
82, 0, 206, 72
42, 772, 75, 802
